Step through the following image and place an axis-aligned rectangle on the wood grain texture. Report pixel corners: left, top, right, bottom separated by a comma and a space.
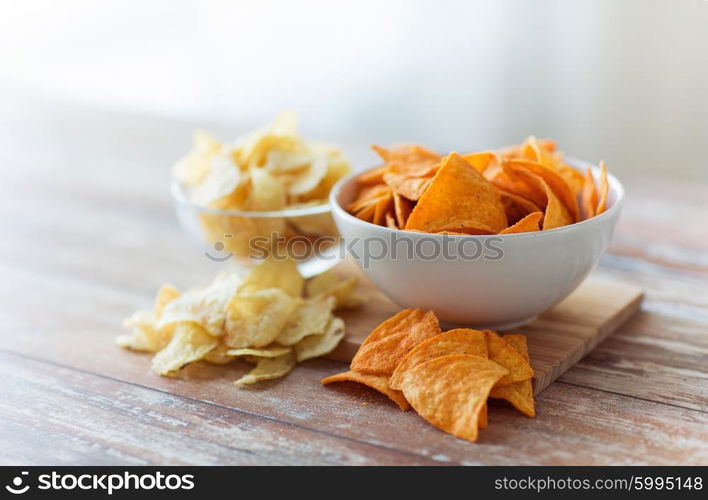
0, 93, 706, 465
328, 270, 644, 396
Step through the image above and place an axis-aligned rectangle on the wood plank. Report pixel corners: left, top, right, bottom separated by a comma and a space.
329, 267, 644, 396
0, 352, 434, 466
0, 263, 703, 465
2, 349, 705, 465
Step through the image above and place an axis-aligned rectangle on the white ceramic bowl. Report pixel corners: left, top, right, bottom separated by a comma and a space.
330, 160, 624, 329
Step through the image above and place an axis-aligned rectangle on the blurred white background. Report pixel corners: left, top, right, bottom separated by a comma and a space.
0, 0, 706, 179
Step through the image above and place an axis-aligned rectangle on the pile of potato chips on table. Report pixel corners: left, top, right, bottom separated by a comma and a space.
117, 258, 365, 385
173, 113, 350, 258
348, 137, 608, 234
322, 309, 535, 442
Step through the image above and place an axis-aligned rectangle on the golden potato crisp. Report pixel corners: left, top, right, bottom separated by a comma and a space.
305, 270, 367, 309
489, 334, 536, 417
235, 350, 297, 385
157, 271, 243, 337
485, 331, 534, 386
398, 354, 508, 442
350, 309, 441, 375
276, 296, 336, 346
321, 370, 410, 411
238, 257, 304, 297
405, 153, 507, 234
227, 345, 292, 358
154, 285, 181, 319
225, 288, 298, 348
117, 310, 167, 353
389, 328, 488, 390
151, 322, 218, 376
295, 317, 346, 362
119, 257, 348, 385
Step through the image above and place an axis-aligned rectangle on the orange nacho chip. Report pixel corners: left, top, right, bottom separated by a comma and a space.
383, 172, 433, 201
499, 190, 543, 225
321, 370, 410, 411
489, 334, 536, 417
504, 166, 572, 230
488, 166, 547, 209
347, 138, 611, 233
372, 192, 393, 227
351, 308, 441, 375
504, 159, 580, 222
389, 328, 487, 390
581, 166, 598, 220
462, 151, 499, 173
596, 161, 609, 215
405, 153, 508, 234
398, 354, 508, 442
356, 165, 389, 186
485, 330, 534, 386
499, 211, 543, 234
393, 193, 413, 228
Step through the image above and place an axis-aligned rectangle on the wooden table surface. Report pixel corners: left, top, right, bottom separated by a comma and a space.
1, 95, 707, 465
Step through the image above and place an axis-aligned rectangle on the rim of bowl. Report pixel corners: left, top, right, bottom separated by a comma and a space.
171, 179, 331, 218
329, 156, 625, 239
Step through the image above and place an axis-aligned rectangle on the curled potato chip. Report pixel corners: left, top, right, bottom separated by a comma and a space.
172, 131, 222, 187
225, 288, 298, 348
227, 345, 292, 358
203, 342, 237, 365
235, 350, 297, 385
321, 370, 410, 411
288, 154, 328, 196
389, 328, 487, 390
157, 271, 243, 337
295, 316, 345, 362
190, 152, 242, 206
351, 308, 441, 375
154, 285, 181, 319
247, 167, 286, 211
489, 334, 536, 417
398, 354, 508, 442
499, 211, 543, 234
239, 257, 304, 297
117, 310, 166, 353
151, 322, 218, 376
485, 331, 534, 386
405, 153, 508, 234
277, 295, 336, 346
305, 270, 367, 309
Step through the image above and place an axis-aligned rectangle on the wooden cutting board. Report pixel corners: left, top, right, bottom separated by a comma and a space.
327, 262, 644, 396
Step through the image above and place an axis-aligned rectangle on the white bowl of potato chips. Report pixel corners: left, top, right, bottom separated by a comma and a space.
172, 113, 350, 263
